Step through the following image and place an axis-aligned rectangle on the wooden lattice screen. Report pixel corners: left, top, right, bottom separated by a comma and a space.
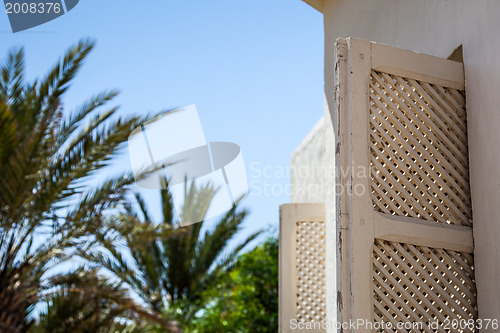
332, 38, 476, 333
280, 203, 326, 333
373, 240, 477, 330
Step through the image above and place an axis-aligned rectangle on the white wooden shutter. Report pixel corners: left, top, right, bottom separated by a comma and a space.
332, 38, 476, 332
280, 203, 326, 333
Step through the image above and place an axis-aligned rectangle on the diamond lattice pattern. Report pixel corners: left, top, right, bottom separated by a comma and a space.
373, 239, 477, 332
369, 71, 471, 226
296, 221, 326, 322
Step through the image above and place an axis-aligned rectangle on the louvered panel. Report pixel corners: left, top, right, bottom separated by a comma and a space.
296, 221, 326, 323
369, 71, 472, 226
373, 239, 477, 332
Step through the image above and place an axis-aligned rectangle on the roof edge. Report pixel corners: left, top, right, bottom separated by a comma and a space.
302, 0, 324, 13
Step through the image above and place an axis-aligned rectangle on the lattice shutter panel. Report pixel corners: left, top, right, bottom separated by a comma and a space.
373, 239, 477, 332
279, 203, 326, 333
369, 71, 471, 226
331, 38, 476, 333
296, 221, 327, 322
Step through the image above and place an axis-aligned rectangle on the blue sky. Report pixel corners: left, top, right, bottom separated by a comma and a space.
0, 0, 324, 245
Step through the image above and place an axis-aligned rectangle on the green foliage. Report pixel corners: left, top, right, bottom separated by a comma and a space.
31, 269, 148, 333
0, 40, 176, 332
0, 39, 276, 333
192, 237, 278, 333
86, 181, 261, 332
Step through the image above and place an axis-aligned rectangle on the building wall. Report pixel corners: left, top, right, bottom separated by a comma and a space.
290, 115, 326, 203
320, 0, 500, 327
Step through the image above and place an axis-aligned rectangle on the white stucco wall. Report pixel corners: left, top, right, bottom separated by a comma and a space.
318, 0, 500, 327
290, 115, 326, 203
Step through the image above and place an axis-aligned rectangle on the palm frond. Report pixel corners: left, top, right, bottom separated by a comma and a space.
0, 102, 18, 163
0, 41, 181, 332
0, 47, 24, 107
58, 89, 119, 144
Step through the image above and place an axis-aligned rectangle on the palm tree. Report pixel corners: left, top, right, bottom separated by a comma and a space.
0, 40, 177, 332
31, 269, 155, 333
87, 181, 261, 330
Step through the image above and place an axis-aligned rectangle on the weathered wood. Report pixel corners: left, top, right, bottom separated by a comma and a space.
330, 38, 476, 333
279, 203, 326, 333
371, 42, 465, 90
